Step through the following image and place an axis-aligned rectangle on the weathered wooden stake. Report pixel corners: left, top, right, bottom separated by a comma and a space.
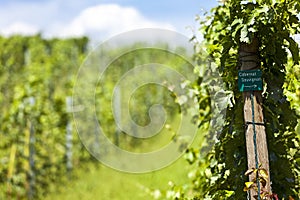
66, 97, 73, 174
239, 37, 271, 199
27, 97, 36, 200
7, 144, 17, 198
114, 86, 121, 146
28, 119, 35, 199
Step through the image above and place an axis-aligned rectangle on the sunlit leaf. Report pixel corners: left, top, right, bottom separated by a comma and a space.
244, 181, 255, 191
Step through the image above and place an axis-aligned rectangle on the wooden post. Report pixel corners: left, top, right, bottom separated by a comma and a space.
27, 97, 36, 200
7, 144, 17, 198
28, 118, 35, 199
239, 37, 271, 199
114, 86, 121, 146
66, 97, 73, 174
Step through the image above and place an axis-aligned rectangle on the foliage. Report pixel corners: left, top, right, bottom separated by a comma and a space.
244, 164, 279, 200
0, 35, 193, 199
176, 0, 300, 199
0, 35, 89, 199
94, 46, 193, 151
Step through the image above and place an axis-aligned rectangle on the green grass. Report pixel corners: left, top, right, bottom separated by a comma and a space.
44, 119, 206, 200
44, 157, 190, 200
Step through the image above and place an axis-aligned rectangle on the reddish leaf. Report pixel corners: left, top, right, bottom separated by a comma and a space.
273, 193, 279, 200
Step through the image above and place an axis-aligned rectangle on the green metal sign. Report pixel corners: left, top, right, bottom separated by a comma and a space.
238, 69, 263, 92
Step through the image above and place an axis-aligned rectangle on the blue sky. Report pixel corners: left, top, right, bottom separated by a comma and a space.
0, 0, 219, 41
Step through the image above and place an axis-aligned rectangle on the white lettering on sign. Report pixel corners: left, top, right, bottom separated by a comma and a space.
238, 69, 263, 92
238, 71, 258, 77
241, 77, 262, 83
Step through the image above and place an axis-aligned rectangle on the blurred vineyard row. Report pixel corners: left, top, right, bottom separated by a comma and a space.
0, 35, 91, 199
0, 35, 194, 199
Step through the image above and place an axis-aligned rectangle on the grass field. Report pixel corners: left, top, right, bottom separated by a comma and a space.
44, 156, 191, 200
44, 118, 206, 200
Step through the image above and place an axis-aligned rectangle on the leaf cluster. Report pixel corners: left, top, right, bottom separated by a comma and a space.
182, 0, 300, 199
0, 35, 90, 199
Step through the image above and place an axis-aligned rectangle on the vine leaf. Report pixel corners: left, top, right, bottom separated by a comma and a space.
244, 168, 256, 176
256, 4, 269, 14
284, 36, 300, 64
240, 25, 250, 43
243, 181, 255, 191
258, 168, 268, 181
259, 177, 267, 188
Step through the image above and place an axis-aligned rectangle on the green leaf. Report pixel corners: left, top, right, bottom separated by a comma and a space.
285, 36, 299, 64
257, 4, 269, 14
231, 18, 243, 28
232, 23, 244, 39
240, 25, 250, 43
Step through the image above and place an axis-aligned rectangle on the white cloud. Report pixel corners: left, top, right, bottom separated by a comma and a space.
0, 0, 63, 31
55, 4, 175, 40
0, 1, 175, 41
0, 22, 39, 36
